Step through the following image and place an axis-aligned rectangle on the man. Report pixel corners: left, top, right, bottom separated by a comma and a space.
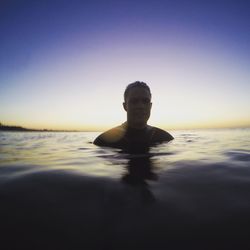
93, 81, 174, 150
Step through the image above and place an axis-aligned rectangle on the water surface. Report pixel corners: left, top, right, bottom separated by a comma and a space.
1, 129, 250, 249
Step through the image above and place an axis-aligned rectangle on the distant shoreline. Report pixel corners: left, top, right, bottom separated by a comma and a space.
1, 123, 249, 132
0, 124, 79, 132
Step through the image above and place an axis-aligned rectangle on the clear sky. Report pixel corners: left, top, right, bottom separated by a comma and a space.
1, 0, 250, 131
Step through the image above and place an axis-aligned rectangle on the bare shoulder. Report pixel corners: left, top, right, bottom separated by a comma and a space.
93, 125, 125, 146
150, 126, 174, 142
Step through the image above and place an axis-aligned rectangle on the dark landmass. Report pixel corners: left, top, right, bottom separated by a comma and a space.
0, 123, 78, 132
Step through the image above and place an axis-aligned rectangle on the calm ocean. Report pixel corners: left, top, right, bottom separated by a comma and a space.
0, 129, 250, 249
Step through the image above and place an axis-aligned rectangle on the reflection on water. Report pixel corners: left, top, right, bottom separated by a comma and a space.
122, 154, 158, 204
96, 143, 159, 204
122, 154, 158, 185
1, 129, 250, 249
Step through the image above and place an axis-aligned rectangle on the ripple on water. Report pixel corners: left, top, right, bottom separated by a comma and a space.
225, 150, 250, 162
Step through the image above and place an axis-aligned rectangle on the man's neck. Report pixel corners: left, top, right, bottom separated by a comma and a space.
126, 121, 147, 130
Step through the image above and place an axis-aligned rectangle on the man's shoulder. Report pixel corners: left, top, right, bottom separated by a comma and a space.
93, 124, 126, 146
149, 126, 174, 142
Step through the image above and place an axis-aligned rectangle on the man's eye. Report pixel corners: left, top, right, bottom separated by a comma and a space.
131, 99, 138, 104
130, 98, 150, 104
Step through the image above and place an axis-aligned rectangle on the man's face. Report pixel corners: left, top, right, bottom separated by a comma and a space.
123, 87, 152, 128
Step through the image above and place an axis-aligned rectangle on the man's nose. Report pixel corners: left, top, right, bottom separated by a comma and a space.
135, 100, 146, 107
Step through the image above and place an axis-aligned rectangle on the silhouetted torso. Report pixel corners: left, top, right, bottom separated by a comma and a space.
94, 122, 173, 151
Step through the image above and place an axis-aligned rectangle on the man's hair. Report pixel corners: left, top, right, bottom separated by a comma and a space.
124, 81, 151, 101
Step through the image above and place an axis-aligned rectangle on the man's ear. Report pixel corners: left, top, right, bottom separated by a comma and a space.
123, 102, 127, 111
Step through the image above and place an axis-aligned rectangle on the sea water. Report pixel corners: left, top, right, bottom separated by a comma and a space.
0, 129, 250, 249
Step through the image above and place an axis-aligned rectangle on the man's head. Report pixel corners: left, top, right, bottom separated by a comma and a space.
123, 81, 152, 129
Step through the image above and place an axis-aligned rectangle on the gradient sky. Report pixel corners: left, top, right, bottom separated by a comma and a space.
1, 0, 250, 130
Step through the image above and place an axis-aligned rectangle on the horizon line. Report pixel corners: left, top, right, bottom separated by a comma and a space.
1, 122, 250, 132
